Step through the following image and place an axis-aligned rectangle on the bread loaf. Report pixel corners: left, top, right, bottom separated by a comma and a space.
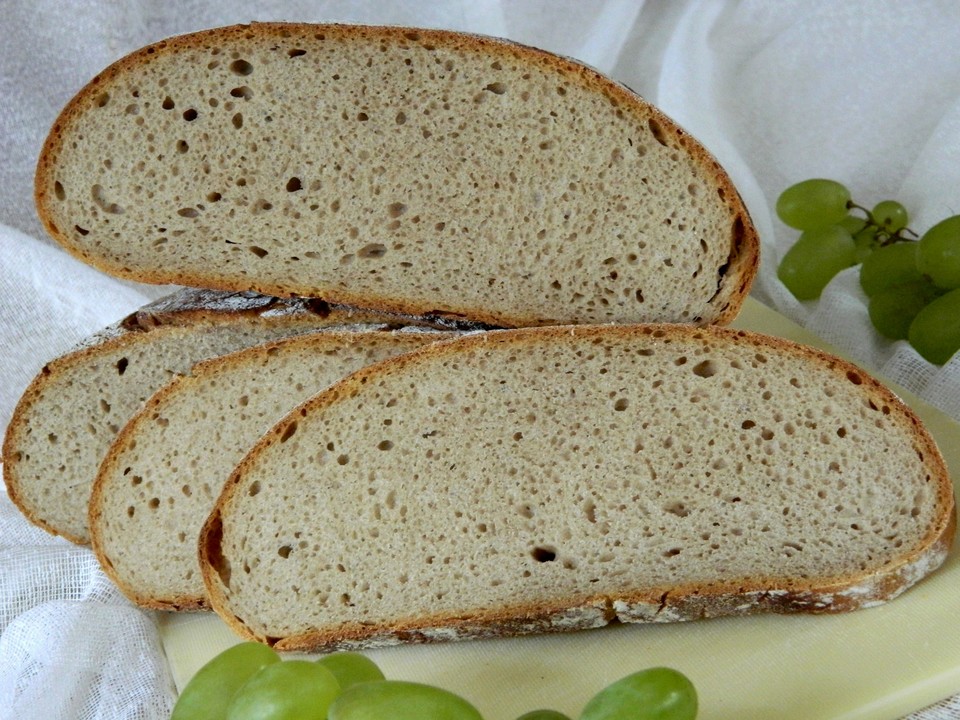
2, 288, 430, 544
199, 324, 954, 652
89, 328, 453, 610
35, 22, 758, 328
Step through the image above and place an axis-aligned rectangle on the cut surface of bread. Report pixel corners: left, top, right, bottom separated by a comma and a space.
36, 22, 758, 327
90, 329, 453, 610
200, 324, 954, 652
1, 288, 428, 544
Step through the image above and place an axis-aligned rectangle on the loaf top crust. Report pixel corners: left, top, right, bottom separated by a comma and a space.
36, 22, 758, 327
200, 324, 954, 651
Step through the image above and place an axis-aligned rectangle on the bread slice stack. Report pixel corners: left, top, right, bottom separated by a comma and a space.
3, 288, 438, 544
6, 22, 954, 650
89, 328, 454, 610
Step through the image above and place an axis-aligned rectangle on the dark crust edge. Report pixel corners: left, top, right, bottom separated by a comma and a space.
35, 22, 758, 328
198, 323, 955, 652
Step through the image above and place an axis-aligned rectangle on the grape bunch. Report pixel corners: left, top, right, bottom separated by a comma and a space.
170, 642, 698, 720
776, 179, 960, 365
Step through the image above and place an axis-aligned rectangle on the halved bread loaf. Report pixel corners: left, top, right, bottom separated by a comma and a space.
89, 328, 453, 610
199, 324, 954, 652
2, 288, 432, 544
35, 22, 758, 327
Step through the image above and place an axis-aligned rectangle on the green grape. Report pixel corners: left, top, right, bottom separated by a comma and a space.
869, 281, 942, 340
872, 200, 909, 233
859, 241, 922, 296
328, 680, 484, 720
841, 215, 878, 263
226, 660, 341, 720
579, 667, 697, 720
316, 652, 385, 690
909, 288, 960, 364
776, 179, 851, 230
516, 711, 573, 720
917, 214, 960, 289
171, 642, 280, 720
777, 225, 856, 300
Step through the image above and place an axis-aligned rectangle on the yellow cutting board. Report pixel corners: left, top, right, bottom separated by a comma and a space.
159, 298, 960, 719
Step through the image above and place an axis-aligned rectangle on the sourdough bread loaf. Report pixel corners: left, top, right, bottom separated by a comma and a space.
199, 324, 954, 652
2, 288, 430, 544
89, 328, 454, 610
35, 22, 758, 327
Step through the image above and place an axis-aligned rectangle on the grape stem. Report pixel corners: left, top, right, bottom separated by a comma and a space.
847, 200, 919, 245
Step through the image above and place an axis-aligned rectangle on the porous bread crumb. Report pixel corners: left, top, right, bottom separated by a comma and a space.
37, 23, 758, 327
200, 324, 954, 650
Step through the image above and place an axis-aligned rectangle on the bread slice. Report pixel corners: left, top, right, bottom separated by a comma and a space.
35, 22, 758, 328
89, 328, 453, 611
2, 288, 434, 544
199, 324, 955, 652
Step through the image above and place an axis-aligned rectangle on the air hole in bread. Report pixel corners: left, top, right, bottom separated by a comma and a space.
692, 359, 717, 378
230, 86, 254, 99
485, 82, 507, 95
176, 139, 189, 154
395, 111, 407, 125
116, 357, 129, 375
337, 454, 350, 465
207, 192, 222, 202
377, 440, 393, 451
388, 202, 407, 218
613, 398, 629, 411
278, 545, 292, 558
249, 246, 269, 258
177, 207, 199, 218
279, 422, 297, 442
182, 108, 198, 121
54, 181, 66, 200
161, 96, 175, 110
288, 48, 307, 57
232, 113, 243, 129
286, 177, 302, 192
648, 118, 669, 146
91, 185, 124, 214
230, 59, 254, 76
358, 243, 387, 259
532, 546, 556, 562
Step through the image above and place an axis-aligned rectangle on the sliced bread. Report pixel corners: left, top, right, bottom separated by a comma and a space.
35, 22, 758, 327
199, 324, 954, 652
89, 328, 453, 611
2, 288, 432, 544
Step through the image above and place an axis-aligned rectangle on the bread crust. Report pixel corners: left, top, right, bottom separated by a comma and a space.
35, 22, 758, 328
199, 324, 955, 652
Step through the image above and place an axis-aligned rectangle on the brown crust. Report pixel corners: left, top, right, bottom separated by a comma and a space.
199, 323, 955, 652
35, 22, 758, 328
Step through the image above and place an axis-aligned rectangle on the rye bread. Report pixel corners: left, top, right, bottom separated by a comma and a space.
35, 22, 758, 328
198, 324, 955, 652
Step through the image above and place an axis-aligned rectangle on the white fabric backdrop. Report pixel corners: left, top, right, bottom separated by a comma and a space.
2, 1, 959, 717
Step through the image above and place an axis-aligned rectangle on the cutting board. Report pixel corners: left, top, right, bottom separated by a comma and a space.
159, 297, 960, 719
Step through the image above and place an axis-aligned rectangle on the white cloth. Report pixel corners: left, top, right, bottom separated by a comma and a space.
1, 1, 959, 718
